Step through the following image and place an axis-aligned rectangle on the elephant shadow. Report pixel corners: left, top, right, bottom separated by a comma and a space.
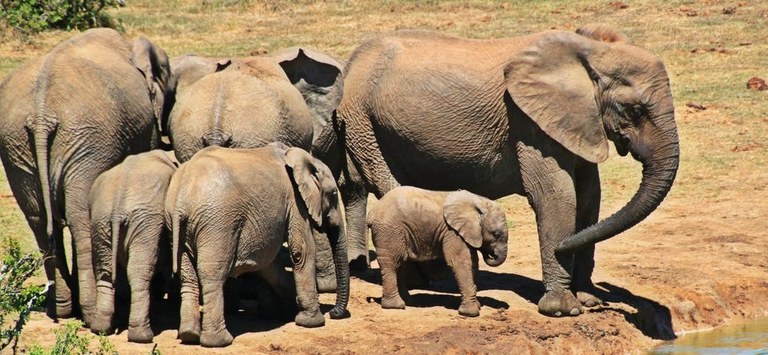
358, 267, 674, 340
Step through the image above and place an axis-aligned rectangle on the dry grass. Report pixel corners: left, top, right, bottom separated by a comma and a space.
0, 0, 766, 263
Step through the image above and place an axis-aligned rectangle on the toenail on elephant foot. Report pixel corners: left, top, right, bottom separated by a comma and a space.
200, 328, 233, 348
538, 290, 582, 317
295, 310, 325, 328
576, 291, 603, 308
128, 326, 154, 343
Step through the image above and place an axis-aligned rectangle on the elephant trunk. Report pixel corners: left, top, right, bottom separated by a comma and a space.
556, 112, 679, 255
327, 223, 350, 319
483, 244, 507, 267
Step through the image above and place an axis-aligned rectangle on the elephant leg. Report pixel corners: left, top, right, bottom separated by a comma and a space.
63, 184, 97, 325
196, 233, 234, 348
378, 255, 406, 310
443, 238, 481, 317
125, 223, 161, 343
340, 109, 401, 198
91, 218, 115, 334
288, 215, 324, 328
518, 143, 581, 317
5, 166, 73, 319
573, 164, 602, 307
178, 250, 201, 344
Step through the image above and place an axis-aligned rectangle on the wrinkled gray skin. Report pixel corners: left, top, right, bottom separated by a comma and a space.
368, 187, 508, 317
0, 28, 175, 324
165, 145, 350, 348
88, 150, 178, 343
336, 24, 680, 317
168, 48, 355, 292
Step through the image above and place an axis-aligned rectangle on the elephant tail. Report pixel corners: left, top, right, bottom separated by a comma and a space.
24, 114, 59, 254
201, 129, 232, 148
110, 217, 123, 284
171, 211, 182, 275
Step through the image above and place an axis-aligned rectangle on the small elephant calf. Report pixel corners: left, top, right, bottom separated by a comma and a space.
88, 150, 178, 343
368, 187, 509, 317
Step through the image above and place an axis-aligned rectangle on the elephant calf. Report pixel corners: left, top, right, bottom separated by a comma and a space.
165, 145, 349, 347
88, 150, 178, 343
368, 187, 509, 317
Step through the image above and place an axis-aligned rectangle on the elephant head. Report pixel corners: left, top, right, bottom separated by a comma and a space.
283, 147, 350, 319
504, 25, 679, 254
443, 190, 509, 267
131, 37, 177, 137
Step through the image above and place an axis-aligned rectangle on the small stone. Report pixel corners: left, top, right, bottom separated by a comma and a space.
747, 77, 767, 91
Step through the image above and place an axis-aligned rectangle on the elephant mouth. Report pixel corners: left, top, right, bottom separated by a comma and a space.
482, 250, 506, 267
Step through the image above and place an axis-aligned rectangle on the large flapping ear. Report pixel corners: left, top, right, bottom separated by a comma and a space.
131, 37, 174, 133
170, 55, 232, 94
284, 147, 323, 226
576, 23, 632, 45
268, 47, 344, 129
443, 190, 485, 249
504, 32, 610, 164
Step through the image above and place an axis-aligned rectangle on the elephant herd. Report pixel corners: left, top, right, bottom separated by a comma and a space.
0, 22, 679, 348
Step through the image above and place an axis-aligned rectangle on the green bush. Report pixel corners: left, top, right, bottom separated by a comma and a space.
0, 238, 47, 353
0, 0, 121, 34
26, 320, 117, 355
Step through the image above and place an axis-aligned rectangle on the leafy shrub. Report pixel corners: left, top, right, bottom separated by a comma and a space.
26, 320, 117, 355
0, 0, 121, 34
0, 238, 47, 353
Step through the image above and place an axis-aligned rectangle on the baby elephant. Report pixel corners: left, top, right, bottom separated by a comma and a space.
88, 150, 178, 343
368, 187, 509, 317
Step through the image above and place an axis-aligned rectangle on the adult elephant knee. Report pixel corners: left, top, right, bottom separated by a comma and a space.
0, 29, 175, 323
336, 24, 679, 317
168, 48, 347, 292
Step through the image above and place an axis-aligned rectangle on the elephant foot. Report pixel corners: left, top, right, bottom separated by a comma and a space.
329, 306, 351, 320
47, 299, 74, 320
316, 274, 337, 293
89, 317, 114, 335
178, 322, 201, 344
458, 299, 481, 317
295, 309, 325, 328
538, 290, 582, 317
128, 326, 154, 343
80, 306, 97, 328
576, 290, 604, 308
201, 328, 233, 348
381, 296, 406, 310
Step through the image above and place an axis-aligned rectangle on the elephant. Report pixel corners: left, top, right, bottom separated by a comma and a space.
88, 149, 178, 343
0, 28, 175, 323
165, 145, 350, 347
167, 49, 357, 291
368, 187, 509, 317
333, 24, 680, 317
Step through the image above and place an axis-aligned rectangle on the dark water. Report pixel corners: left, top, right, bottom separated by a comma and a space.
652, 317, 768, 355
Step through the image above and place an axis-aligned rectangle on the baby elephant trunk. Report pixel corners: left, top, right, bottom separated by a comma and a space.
483, 244, 507, 267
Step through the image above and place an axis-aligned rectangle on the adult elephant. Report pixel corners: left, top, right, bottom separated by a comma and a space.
168, 48, 352, 292
334, 24, 680, 317
0, 28, 175, 323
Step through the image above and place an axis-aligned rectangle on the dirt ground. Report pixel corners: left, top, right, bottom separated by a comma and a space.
15, 128, 768, 354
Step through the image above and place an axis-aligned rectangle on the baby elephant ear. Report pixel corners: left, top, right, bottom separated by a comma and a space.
284, 147, 323, 226
443, 190, 484, 249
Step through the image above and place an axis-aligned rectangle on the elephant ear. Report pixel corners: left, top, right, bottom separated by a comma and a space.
443, 190, 485, 249
576, 23, 632, 45
268, 47, 344, 130
284, 147, 323, 226
131, 37, 174, 134
171, 55, 232, 94
505, 32, 609, 164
